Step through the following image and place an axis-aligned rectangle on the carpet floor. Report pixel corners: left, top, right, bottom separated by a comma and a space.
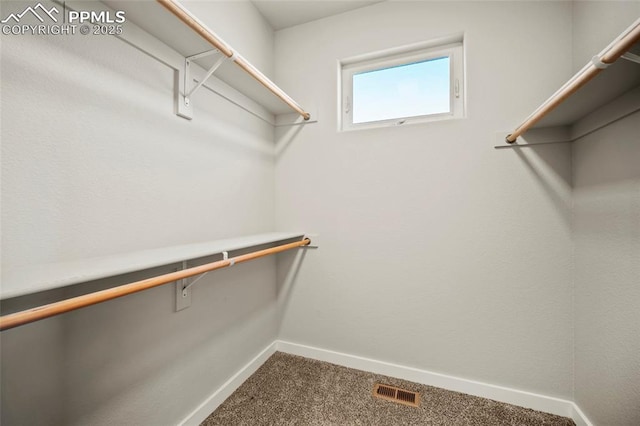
201, 352, 575, 426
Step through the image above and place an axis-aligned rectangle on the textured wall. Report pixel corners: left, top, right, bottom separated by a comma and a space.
3, 0, 638, 423
274, 1, 575, 398
572, 0, 640, 72
571, 3, 640, 425
0, 0, 277, 424
181, 0, 275, 78
573, 111, 640, 426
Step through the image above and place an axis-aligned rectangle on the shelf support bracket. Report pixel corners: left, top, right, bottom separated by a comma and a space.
185, 49, 225, 107
174, 251, 232, 311
621, 52, 640, 65
176, 49, 226, 120
175, 260, 193, 311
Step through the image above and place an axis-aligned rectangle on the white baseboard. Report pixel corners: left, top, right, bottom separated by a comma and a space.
276, 340, 593, 426
570, 403, 594, 426
179, 339, 594, 426
178, 342, 277, 426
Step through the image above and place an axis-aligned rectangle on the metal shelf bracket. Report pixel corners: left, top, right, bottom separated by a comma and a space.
621, 52, 640, 65
185, 49, 225, 107
177, 49, 229, 120
174, 251, 233, 311
175, 260, 193, 311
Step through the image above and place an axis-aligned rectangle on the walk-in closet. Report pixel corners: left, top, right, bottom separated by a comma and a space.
1, 1, 638, 425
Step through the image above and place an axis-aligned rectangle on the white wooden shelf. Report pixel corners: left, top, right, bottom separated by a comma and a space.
102, 0, 295, 117
1, 232, 305, 300
496, 22, 640, 148
535, 46, 640, 130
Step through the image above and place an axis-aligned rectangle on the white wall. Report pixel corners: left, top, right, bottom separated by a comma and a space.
181, 0, 275, 77
572, 2, 640, 425
572, 112, 640, 426
274, 1, 575, 398
3, 0, 638, 423
572, 0, 640, 71
0, 0, 278, 424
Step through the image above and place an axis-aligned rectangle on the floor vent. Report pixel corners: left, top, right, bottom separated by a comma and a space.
373, 384, 420, 407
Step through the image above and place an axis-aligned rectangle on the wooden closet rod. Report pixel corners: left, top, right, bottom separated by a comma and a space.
506, 19, 640, 143
156, 0, 311, 121
0, 238, 310, 332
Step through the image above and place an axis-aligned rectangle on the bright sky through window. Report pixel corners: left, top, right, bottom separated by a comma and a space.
352, 56, 450, 124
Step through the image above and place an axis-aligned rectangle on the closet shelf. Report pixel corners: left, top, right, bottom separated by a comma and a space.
101, 0, 308, 118
502, 18, 640, 146
0, 238, 311, 331
1, 232, 306, 300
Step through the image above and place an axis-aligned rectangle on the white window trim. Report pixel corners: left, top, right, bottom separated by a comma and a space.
340, 40, 465, 131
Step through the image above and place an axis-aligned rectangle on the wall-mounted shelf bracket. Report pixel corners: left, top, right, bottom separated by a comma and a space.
185, 49, 225, 106
621, 52, 640, 65
175, 260, 193, 311
176, 49, 230, 120
175, 251, 236, 311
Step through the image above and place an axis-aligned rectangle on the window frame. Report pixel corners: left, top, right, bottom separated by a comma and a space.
340, 40, 465, 131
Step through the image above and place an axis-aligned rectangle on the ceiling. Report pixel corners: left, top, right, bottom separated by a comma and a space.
251, 0, 383, 31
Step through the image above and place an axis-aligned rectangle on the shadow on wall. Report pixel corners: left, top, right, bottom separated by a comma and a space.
509, 128, 573, 185
573, 112, 640, 188
0, 258, 278, 425
571, 110, 640, 426
275, 122, 305, 158
276, 247, 308, 332
0, 316, 66, 425
3, 20, 275, 163
572, 111, 640, 238
497, 131, 573, 228
514, 147, 571, 220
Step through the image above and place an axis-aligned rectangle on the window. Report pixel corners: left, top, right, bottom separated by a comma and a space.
340, 38, 464, 131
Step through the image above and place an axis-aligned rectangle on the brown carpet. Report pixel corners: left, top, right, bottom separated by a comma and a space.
202, 352, 575, 426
